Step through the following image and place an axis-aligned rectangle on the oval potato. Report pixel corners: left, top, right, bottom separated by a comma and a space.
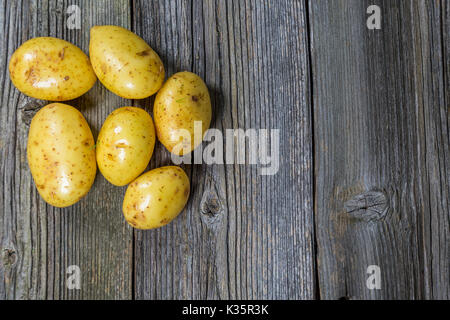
96, 107, 156, 186
89, 25, 165, 99
123, 166, 190, 230
27, 103, 96, 207
154, 71, 211, 155
9, 37, 96, 101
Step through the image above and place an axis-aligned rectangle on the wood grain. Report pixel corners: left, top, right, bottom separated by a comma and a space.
0, 0, 133, 299
309, 0, 449, 299
439, 0, 450, 300
132, 0, 315, 299
1, 0, 448, 300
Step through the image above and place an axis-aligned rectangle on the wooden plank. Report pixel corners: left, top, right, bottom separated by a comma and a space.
133, 0, 315, 299
438, 0, 450, 300
0, 0, 132, 299
309, 0, 449, 299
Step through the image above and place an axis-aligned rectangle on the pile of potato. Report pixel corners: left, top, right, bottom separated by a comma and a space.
9, 26, 211, 230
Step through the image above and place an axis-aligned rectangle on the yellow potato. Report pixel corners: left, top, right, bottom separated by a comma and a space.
154, 71, 211, 155
89, 25, 165, 99
96, 107, 156, 186
123, 166, 190, 229
27, 103, 96, 207
9, 37, 96, 101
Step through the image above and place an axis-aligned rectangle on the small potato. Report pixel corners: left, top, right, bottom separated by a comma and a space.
9, 37, 96, 101
154, 71, 211, 155
96, 107, 156, 186
123, 166, 190, 230
27, 103, 96, 207
89, 25, 165, 99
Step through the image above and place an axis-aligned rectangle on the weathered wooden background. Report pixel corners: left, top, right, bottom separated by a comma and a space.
0, 0, 448, 300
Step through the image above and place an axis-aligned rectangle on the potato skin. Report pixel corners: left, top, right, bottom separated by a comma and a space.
96, 107, 156, 186
123, 166, 190, 230
89, 25, 165, 99
154, 71, 211, 155
27, 103, 96, 207
9, 37, 96, 101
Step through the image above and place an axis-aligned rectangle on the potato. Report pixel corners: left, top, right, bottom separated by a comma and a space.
89, 25, 165, 99
123, 166, 190, 229
9, 37, 96, 101
96, 107, 156, 186
154, 71, 211, 155
27, 103, 96, 207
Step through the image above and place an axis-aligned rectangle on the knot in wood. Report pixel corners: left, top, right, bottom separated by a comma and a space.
200, 191, 222, 218
20, 100, 46, 126
344, 190, 388, 221
2, 248, 17, 267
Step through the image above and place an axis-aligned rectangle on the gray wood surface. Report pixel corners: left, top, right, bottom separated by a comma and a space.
309, 0, 449, 299
0, 0, 448, 300
132, 0, 315, 299
0, 0, 133, 299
